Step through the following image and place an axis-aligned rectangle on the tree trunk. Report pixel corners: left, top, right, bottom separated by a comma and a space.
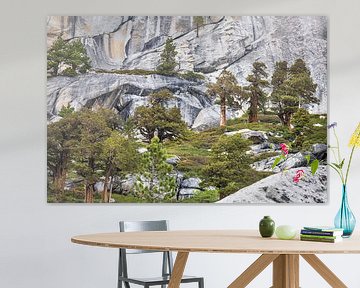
102, 166, 112, 203
220, 96, 227, 127
53, 163, 67, 194
85, 183, 94, 203
248, 91, 258, 123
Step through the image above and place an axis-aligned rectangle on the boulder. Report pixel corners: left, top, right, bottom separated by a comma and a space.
251, 152, 308, 172
312, 143, 327, 161
226, 129, 268, 144
217, 166, 327, 204
178, 188, 198, 199
191, 105, 238, 131
166, 156, 181, 166
181, 177, 202, 189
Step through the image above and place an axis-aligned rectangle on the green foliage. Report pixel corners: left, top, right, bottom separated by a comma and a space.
207, 71, 244, 126
47, 35, 91, 77
133, 89, 188, 142
193, 16, 205, 37
185, 189, 219, 203
156, 37, 178, 75
202, 134, 270, 198
270, 59, 318, 126
47, 108, 140, 202
134, 136, 176, 202
180, 71, 205, 81
291, 109, 327, 151
58, 104, 75, 118
244, 62, 270, 123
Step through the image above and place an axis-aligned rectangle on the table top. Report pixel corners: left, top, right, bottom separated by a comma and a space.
71, 230, 360, 254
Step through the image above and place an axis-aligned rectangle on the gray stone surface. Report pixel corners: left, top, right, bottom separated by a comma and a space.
181, 177, 202, 189
217, 166, 327, 204
192, 105, 238, 131
225, 129, 268, 144
47, 73, 211, 126
47, 16, 327, 114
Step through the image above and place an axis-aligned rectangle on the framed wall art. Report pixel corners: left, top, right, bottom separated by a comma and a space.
47, 16, 327, 203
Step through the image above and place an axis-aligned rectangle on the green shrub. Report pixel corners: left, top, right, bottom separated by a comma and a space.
180, 71, 205, 81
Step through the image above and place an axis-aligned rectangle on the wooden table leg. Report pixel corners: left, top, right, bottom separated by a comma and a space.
301, 254, 347, 288
228, 254, 279, 288
272, 254, 299, 288
168, 252, 189, 288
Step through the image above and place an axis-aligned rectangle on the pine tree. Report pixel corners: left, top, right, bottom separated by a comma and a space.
70, 109, 112, 203
100, 131, 139, 202
133, 89, 187, 142
47, 36, 91, 77
47, 35, 67, 76
270, 59, 318, 127
193, 16, 205, 37
207, 71, 244, 127
156, 37, 178, 75
134, 136, 176, 202
245, 62, 269, 123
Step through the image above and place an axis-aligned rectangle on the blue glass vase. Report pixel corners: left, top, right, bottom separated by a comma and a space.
334, 185, 356, 237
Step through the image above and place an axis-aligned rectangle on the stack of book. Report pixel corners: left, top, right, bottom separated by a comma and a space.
300, 226, 344, 243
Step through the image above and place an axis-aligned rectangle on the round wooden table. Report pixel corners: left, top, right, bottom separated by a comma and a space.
72, 230, 360, 288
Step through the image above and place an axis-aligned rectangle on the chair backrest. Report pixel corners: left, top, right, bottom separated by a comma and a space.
119, 220, 169, 254
118, 220, 173, 281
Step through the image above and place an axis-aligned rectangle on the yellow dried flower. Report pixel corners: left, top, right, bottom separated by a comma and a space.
349, 122, 360, 148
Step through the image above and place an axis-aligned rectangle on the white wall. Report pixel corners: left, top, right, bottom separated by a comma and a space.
1, 0, 360, 287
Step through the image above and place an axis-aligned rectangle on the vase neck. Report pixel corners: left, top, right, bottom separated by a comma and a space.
342, 184, 349, 203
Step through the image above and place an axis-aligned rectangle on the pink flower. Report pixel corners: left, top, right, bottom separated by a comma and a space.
280, 143, 289, 155
293, 169, 305, 183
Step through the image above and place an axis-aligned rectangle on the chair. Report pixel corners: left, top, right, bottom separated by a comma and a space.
118, 220, 204, 288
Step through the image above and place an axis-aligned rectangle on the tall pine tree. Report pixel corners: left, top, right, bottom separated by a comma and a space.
245, 62, 269, 123
134, 136, 176, 202
207, 71, 244, 127
156, 37, 178, 75
270, 59, 318, 127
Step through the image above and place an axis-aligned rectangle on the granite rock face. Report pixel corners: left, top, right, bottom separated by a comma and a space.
217, 166, 327, 204
47, 73, 212, 126
47, 16, 327, 115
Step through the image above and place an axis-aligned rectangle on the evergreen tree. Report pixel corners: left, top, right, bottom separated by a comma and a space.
47, 36, 91, 77
100, 131, 139, 202
58, 103, 75, 118
202, 134, 253, 198
245, 62, 269, 123
207, 70, 244, 127
270, 59, 318, 127
47, 35, 67, 76
134, 136, 176, 202
193, 16, 205, 37
70, 109, 112, 203
47, 113, 78, 196
133, 89, 187, 142
62, 39, 91, 76
156, 37, 178, 75
292, 108, 311, 150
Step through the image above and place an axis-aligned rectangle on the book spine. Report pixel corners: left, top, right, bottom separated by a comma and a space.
300, 234, 337, 240
301, 230, 335, 236
300, 237, 337, 243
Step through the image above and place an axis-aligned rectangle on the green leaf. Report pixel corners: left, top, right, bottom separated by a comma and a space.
339, 158, 345, 169
271, 155, 286, 169
311, 159, 319, 175
272, 156, 283, 169
305, 155, 311, 165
